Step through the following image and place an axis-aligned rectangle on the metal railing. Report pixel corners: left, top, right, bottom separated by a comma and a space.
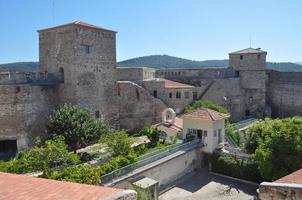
101, 140, 201, 184
232, 118, 258, 130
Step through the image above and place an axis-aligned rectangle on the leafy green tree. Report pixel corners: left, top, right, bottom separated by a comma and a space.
48, 104, 110, 152
0, 135, 79, 175
184, 100, 229, 114
245, 117, 302, 181
49, 164, 100, 185
101, 130, 134, 157
141, 127, 161, 147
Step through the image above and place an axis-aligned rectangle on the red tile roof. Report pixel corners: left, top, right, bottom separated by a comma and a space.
38, 21, 116, 33
0, 172, 133, 200
275, 169, 302, 184
163, 79, 194, 89
229, 47, 267, 55
183, 108, 230, 121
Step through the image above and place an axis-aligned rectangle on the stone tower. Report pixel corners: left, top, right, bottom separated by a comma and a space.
229, 48, 267, 119
38, 21, 119, 127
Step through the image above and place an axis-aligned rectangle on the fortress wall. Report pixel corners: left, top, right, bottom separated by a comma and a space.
117, 67, 156, 82
267, 71, 302, 117
0, 85, 57, 150
201, 78, 246, 121
117, 81, 167, 132
155, 68, 234, 81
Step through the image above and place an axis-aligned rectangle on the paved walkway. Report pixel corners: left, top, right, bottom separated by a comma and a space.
160, 170, 258, 200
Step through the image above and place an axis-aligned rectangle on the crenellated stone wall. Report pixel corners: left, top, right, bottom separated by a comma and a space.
0, 84, 57, 150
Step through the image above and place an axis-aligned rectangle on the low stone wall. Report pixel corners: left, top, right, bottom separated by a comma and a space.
259, 182, 302, 200
111, 147, 202, 191
117, 81, 167, 132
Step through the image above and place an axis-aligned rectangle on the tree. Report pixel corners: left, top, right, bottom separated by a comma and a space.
141, 127, 160, 147
49, 164, 100, 185
184, 100, 229, 114
48, 104, 110, 152
0, 135, 79, 175
101, 130, 133, 157
245, 117, 302, 181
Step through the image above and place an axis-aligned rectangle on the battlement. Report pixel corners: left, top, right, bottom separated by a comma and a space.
0, 71, 64, 85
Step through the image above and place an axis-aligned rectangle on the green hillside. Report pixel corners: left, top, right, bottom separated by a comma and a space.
118, 55, 302, 72
0, 62, 39, 72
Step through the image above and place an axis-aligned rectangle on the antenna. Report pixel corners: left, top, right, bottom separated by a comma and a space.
52, 0, 55, 25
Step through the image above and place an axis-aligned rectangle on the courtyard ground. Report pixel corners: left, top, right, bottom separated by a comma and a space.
159, 170, 258, 200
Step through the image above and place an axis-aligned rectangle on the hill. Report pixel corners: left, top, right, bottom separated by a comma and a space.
118, 55, 302, 72
0, 62, 39, 72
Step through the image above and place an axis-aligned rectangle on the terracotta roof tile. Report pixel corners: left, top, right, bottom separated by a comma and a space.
229, 48, 267, 55
163, 79, 194, 89
0, 172, 131, 200
183, 108, 229, 121
38, 21, 116, 33
275, 169, 302, 184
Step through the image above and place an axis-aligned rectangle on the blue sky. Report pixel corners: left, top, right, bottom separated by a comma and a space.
0, 0, 301, 64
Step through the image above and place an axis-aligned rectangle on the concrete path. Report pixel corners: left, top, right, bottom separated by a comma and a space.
160, 170, 258, 200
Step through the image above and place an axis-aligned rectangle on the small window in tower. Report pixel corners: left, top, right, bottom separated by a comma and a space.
240, 55, 243, 60
169, 92, 172, 98
193, 92, 198, 100
136, 88, 140, 100
184, 91, 189, 99
15, 86, 21, 94
153, 90, 157, 98
82, 44, 91, 54
176, 91, 181, 99
245, 110, 250, 117
257, 54, 261, 60
95, 110, 100, 118
235, 71, 240, 77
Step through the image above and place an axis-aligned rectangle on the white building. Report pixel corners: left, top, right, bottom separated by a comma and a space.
182, 108, 229, 153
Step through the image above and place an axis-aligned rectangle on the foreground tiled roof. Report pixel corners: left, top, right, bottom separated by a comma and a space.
38, 20, 116, 33
183, 108, 230, 121
0, 172, 135, 200
275, 169, 302, 184
229, 47, 267, 55
163, 79, 194, 89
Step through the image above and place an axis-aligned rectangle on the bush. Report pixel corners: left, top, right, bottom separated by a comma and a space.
101, 130, 134, 157
209, 154, 263, 183
48, 104, 110, 152
49, 164, 100, 184
141, 127, 160, 147
245, 117, 302, 180
98, 154, 136, 176
226, 127, 241, 146
0, 135, 79, 175
184, 100, 229, 114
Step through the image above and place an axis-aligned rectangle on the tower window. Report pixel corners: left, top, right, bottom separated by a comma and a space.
235, 71, 240, 77
95, 110, 100, 118
82, 44, 91, 54
184, 91, 189, 99
136, 88, 140, 100
245, 110, 250, 117
257, 54, 261, 60
153, 90, 157, 98
240, 55, 243, 60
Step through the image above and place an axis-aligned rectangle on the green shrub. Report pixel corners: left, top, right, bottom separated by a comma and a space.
141, 127, 160, 147
48, 104, 110, 152
49, 164, 100, 184
245, 117, 302, 180
184, 100, 229, 114
0, 136, 79, 175
210, 154, 263, 183
101, 130, 134, 157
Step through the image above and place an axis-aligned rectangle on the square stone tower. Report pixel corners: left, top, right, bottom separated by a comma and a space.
229, 48, 267, 119
38, 21, 119, 127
